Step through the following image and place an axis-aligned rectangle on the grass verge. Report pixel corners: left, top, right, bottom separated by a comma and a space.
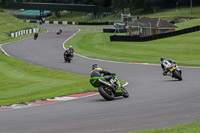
131, 121, 200, 133
0, 10, 96, 106
0, 51, 95, 106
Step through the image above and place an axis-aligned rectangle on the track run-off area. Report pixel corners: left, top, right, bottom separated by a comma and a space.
1, 24, 200, 133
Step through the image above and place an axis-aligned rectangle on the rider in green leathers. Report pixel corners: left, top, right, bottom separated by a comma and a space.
90, 64, 116, 86
90, 64, 113, 78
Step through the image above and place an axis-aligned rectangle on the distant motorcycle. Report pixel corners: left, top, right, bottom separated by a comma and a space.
164, 62, 182, 81
90, 74, 129, 100
64, 52, 73, 63
56, 29, 62, 35
34, 33, 38, 40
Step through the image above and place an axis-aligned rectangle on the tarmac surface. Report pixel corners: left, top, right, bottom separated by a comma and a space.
1, 24, 200, 133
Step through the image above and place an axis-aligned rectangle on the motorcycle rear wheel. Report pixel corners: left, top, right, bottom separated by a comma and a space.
98, 85, 114, 101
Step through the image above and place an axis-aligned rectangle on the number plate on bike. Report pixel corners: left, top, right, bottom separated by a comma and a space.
170, 67, 175, 72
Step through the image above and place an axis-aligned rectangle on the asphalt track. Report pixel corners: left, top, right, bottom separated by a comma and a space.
1, 24, 200, 133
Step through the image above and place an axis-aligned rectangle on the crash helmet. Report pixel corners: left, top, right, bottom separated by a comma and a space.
92, 64, 99, 70
70, 46, 72, 48
160, 57, 165, 61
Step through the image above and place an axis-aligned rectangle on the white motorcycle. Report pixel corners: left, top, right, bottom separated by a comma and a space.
163, 61, 182, 81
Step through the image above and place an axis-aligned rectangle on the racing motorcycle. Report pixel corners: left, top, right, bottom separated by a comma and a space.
64, 52, 73, 63
56, 29, 62, 35
164, 62, 182, 81
90, 74, 129, 100
34, 33, 38, 40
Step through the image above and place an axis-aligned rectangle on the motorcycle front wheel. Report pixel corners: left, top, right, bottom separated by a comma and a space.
173, 70, 182, 81
122, 87, 129, 98
98, 85, 114, 101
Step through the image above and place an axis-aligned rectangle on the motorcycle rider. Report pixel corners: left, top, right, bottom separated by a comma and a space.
64, 46, 74, 56
160, 57, 176, 76
90, 64, 116, 87
57, 28, 62, 35
69, 46, 74, 53
34, 32, 38, 40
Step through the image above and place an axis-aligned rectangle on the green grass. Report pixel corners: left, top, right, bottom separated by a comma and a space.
65, 27, 200, 67
0, 51, 95, 106
131, 122, 200, 133
79, 28, 103, 32
0, 10, 46, 44
175, 18, 200, 30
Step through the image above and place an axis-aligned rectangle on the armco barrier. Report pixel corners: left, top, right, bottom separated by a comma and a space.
10, 28, 39, 38
110, 25, 200, 42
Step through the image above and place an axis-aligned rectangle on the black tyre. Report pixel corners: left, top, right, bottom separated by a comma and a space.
68, 59, 70, 63
98, 85, 114, 101
122, 87, 129, 98
173, 70, 182, 81
64, 57, 67, 63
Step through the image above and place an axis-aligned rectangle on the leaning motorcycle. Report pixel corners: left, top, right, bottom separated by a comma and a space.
90, 74, 129, 100
165, 63, 182, 81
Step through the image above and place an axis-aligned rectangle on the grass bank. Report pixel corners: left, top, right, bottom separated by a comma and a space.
0, 10, 47, 44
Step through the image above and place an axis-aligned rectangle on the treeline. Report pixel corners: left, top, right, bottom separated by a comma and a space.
2, 0, 200, 14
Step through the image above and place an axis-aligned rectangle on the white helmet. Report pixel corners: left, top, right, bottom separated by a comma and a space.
70, 46, 72, 48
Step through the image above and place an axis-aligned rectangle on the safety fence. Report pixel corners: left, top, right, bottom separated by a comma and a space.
110, 25, 200, 42
25, 20, 114, 25
103, 28, 127, 33
10, 27, 39, 38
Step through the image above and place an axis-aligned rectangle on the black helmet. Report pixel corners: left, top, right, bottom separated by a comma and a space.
160, 57, 165, 61
92, 64, 98, 70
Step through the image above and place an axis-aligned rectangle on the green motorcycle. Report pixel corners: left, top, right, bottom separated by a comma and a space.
90, 74, 129, 100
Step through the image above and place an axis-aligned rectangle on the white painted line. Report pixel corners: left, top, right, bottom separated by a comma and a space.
0, 45, 10, 56
47, 97, 78, 101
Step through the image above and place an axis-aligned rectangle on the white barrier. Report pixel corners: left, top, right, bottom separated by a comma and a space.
15, 32, 18, 37
54, 21, 58, 24
18, 31, 21, 36
29, 29, 32, 34
63, 21, 68, 25
21, 30, 23, 36
10, 27, 39, 38
45, 21, 49, 24
11, 33, 15, 37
